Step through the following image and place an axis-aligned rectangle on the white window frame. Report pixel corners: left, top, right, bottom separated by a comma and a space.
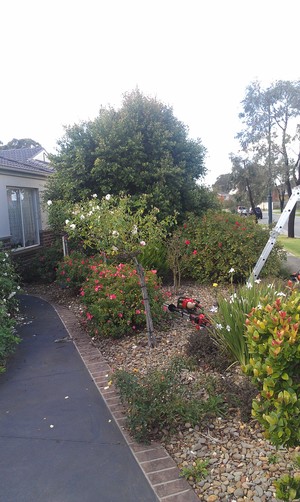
7, 187, 41, 250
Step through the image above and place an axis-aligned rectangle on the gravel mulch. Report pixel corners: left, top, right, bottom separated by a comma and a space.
23, 281, 300, 502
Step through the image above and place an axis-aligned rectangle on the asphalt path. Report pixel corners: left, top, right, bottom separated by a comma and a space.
0, 295, 159, 502
256, 210, 300, 237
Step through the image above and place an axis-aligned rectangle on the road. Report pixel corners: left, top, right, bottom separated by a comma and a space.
260, 212, 300, 238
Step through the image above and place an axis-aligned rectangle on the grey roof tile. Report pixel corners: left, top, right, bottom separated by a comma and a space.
0, 146, 54, 174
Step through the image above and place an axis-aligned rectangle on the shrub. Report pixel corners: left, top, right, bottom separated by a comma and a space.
170, 211, 286, 284
80, 262, 168, 338
114, 357, 225, 443
15, 239, 63, 283
244, 282, 300, 447
185, 327, 231, 371
56, 252, 103, 293
0, 247, 21, 371
274, 473, 300, 501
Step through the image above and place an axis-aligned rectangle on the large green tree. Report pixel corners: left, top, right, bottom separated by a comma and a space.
46, 89, 216, 220
236, 80, 300, 236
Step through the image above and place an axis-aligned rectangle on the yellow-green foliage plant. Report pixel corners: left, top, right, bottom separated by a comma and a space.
244, 282, 300, 447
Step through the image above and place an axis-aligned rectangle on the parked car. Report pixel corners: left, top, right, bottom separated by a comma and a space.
249, 206, 263, 219
237, 206, 248, 216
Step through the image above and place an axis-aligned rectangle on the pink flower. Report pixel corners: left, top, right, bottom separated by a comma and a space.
185, 240, 190, 245
150, 270, 157, 274
118, 313, 123, 318
135, 309, 141, 314
192, 250, 197, 255
109, 294, 117, 300
86, 312, 93, 320
80, 290, 85, 296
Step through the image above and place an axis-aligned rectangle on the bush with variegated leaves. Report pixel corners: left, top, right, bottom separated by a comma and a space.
244, 282, 300, 447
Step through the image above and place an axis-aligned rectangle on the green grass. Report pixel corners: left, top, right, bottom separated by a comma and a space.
278, 235, 300, 258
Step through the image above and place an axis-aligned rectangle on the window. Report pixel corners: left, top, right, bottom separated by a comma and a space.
7, 188, 40, 249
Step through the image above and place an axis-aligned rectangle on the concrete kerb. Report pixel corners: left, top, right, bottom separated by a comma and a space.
32, 295, 199, 502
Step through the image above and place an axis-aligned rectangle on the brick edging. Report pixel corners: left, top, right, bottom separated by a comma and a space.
48, 299, 199, 502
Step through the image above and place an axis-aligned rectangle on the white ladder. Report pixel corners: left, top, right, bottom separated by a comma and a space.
250, 186, 300, 280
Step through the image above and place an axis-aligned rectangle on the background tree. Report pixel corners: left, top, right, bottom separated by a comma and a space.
230, 154, 267, 212
212, 173, 233, 194
236, 80, 300, 236
46, 89, 218, 221
0, 138, 41, 149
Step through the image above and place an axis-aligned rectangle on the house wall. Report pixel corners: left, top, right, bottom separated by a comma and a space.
0, 172, 49, 238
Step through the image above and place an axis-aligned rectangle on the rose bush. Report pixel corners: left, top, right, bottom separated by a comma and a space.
79, 262, 169, 338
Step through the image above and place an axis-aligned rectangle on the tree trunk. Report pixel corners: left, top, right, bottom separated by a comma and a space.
288, 205, 296, 238
133, 257, 156, 348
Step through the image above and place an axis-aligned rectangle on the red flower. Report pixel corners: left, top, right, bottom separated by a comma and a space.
192, 250, 197, 255
86, 312, 93, 321
185, 240, 190, 245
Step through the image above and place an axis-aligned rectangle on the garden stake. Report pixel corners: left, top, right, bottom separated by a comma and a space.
133, 257, 156, 348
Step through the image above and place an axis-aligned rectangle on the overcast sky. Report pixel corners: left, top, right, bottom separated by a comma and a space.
1, 0, 299, 185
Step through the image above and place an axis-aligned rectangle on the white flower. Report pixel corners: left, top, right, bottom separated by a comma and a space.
132, 225, 138, 235
8, 291, 16, 300
226, 325, 231, 332
140, 241, 146, 246
229, 267, 235, 273
112, 246, 118, 252
277, 292, 286, 297
80, 215, 85, 220
229, 293, 237, 303
216, 323, 223, 330
257, 303, 262, 309
65, 219, 69, 225
209, 305, 218, 313
112, 230, 119, 237
47, 200, 52, 206
105, 194, 111, 200
254, 278, 261, 284
92, 193, 97, 198
70, 224, 76, 230
246, 282, 253, 289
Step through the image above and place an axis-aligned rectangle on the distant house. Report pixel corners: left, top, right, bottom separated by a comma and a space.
0, 146, 54, 252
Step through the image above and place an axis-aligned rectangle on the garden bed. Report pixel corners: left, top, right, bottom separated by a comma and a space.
24, 281, 300, 502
